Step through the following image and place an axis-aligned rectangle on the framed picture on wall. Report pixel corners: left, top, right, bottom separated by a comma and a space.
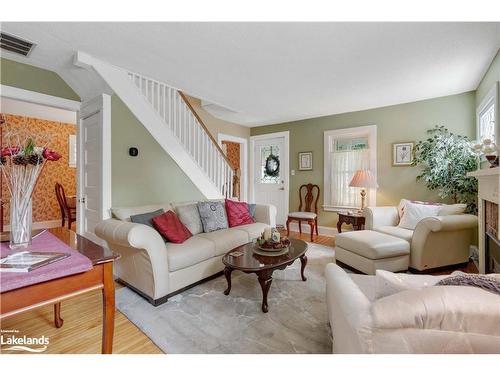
392, 142, 414, 166
298, 151, 313, 170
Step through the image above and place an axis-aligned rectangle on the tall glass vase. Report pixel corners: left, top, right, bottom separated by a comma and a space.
9, 197, 33, 250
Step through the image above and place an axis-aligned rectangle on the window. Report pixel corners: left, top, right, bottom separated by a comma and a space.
323, 125, 377, 211
477, 82, 498, 142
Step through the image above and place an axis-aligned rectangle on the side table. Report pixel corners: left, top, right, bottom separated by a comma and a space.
337, 212, 365, 233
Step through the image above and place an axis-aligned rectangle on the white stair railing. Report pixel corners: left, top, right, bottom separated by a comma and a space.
127, 72, 235, 199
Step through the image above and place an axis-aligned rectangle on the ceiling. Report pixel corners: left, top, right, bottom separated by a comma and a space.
1, 22, 499, 126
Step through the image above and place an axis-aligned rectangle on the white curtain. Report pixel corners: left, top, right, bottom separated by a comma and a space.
330, 149, 369, 207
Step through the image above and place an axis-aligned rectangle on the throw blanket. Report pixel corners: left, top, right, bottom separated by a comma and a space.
437, 271, 500, 296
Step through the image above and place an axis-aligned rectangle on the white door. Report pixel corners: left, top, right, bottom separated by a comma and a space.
77, 94, 111, 243
251, 132, 289, 226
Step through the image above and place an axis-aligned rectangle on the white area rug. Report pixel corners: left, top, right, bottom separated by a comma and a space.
116, 242, 335, 353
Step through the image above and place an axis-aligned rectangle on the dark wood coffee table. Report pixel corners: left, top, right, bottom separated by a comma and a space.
222, 238, 308, 313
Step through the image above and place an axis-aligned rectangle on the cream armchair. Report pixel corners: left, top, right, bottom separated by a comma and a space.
364, 206, 478, 271
325, 263, 500, 353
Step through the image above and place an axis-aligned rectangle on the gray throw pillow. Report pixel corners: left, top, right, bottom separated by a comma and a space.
175, 204, 203, 235
197, 201, 229, 232
248, 203, 257, 220
130, 209, 165, 229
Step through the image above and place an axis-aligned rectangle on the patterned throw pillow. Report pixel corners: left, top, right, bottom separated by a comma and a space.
152, 210, 192, 244
130, 209, 165, 229
197, 201, 229, 232
175, 203, 203, 235
248, 203, 257, 220
225, 199, 255, 227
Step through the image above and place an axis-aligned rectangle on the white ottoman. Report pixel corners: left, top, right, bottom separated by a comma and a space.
335, 230, 410, 274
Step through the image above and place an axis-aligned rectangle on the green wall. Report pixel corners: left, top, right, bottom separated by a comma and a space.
251, 91, 476, 227
0, 58, 80, 101
476, 49, 500, 105
111, 95, 204, 207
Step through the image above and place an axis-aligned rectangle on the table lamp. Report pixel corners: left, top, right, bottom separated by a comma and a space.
349, 169, 378, 211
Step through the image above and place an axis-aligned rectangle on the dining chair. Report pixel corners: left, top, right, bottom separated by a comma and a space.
286, 183, 320, 242
55, 183, 76, 230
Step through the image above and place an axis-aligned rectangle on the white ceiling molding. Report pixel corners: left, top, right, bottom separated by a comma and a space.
0, 96, 77, 124
1, 22, 499, 126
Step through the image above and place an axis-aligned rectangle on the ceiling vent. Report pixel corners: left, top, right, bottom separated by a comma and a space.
1, 32, 35, 57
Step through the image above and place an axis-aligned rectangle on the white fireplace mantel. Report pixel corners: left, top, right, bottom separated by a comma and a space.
468, 167, 500, 273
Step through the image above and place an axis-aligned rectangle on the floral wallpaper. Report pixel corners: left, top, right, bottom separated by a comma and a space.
1, 113, 76, 225
222, 140, 240, 171
222, 140, 241, 198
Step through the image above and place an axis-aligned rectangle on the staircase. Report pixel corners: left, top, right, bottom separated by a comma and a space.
127, 72, 235, 198
85, 55, 236, 199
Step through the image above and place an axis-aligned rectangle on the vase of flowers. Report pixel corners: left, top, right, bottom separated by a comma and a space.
0, 129, 61, 249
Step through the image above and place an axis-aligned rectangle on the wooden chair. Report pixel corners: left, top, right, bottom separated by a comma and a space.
55, 183, 76, 230
286, 183, 320, 242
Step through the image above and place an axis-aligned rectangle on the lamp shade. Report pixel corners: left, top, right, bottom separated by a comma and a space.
349, 169, 378, 188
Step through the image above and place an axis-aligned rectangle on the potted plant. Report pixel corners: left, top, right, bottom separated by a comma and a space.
412, 125, 478, 214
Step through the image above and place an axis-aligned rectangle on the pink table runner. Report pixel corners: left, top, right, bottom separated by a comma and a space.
0, 230, 93, 293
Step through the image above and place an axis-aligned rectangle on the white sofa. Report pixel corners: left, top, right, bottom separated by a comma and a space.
364, 204, 478, 272
325, 263, 500, 353
95, 202, 276, 305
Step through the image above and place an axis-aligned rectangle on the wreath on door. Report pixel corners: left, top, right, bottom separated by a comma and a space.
264, 148, 280, 177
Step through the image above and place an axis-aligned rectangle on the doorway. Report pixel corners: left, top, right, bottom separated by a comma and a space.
1, 86, 111, 243
250, 131, 289, 226
0, 95, 78, 232
218, 133, 248, 202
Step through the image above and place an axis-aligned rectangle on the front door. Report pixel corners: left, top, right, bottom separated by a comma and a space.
77, 94, 111, 243
251, 133, 289, 226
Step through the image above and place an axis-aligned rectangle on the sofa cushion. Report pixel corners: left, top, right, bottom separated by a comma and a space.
248, 203, 257, 219
152, 211, 192, 244
197, 201, 229, 232
375, 270, 444, 299
398, 201, 441, 230
174, 203, 203, 235
335, 230, 410, 260
112, 203, 172, 221
234, 222, 269, 240
225, 199, 255, 227
439, 204, 467, 216
166, 236, 216, 272
375, 225, 414, 242
130, 209, 165, 229
198, 228, 249, 256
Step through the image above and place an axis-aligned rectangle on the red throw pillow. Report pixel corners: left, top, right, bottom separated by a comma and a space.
225, 199, 255, 228
152, 210, 192, 244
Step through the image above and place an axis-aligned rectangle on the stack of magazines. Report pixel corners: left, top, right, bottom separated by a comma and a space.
0, 251, 69, 272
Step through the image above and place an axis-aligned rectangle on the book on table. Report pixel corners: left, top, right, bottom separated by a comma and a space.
0, 251, 70, 272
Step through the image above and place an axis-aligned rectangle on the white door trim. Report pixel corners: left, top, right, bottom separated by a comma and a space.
217, 133, 248, 202
77, 94, 112, 242
249, 131, 290, 219
0, 84, 81, 111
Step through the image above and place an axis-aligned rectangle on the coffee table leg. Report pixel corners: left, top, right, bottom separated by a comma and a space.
257, 271, 273, 313
300, 255, 308, 281
223, 266, 233, 295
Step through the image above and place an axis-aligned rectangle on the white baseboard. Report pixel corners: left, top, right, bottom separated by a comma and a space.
4, 219, 61, 231
288, 222, 338, 237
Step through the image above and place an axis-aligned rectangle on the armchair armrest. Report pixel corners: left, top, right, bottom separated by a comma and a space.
363, 206, 399, 229
254, 203, 277, 227
416, 214, 478, 233
411, 214, 478, 271
95, 219, 170, 299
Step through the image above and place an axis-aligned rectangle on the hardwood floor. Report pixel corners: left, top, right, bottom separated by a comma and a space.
0, 283, 162, 354
0, 230, 475, 354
